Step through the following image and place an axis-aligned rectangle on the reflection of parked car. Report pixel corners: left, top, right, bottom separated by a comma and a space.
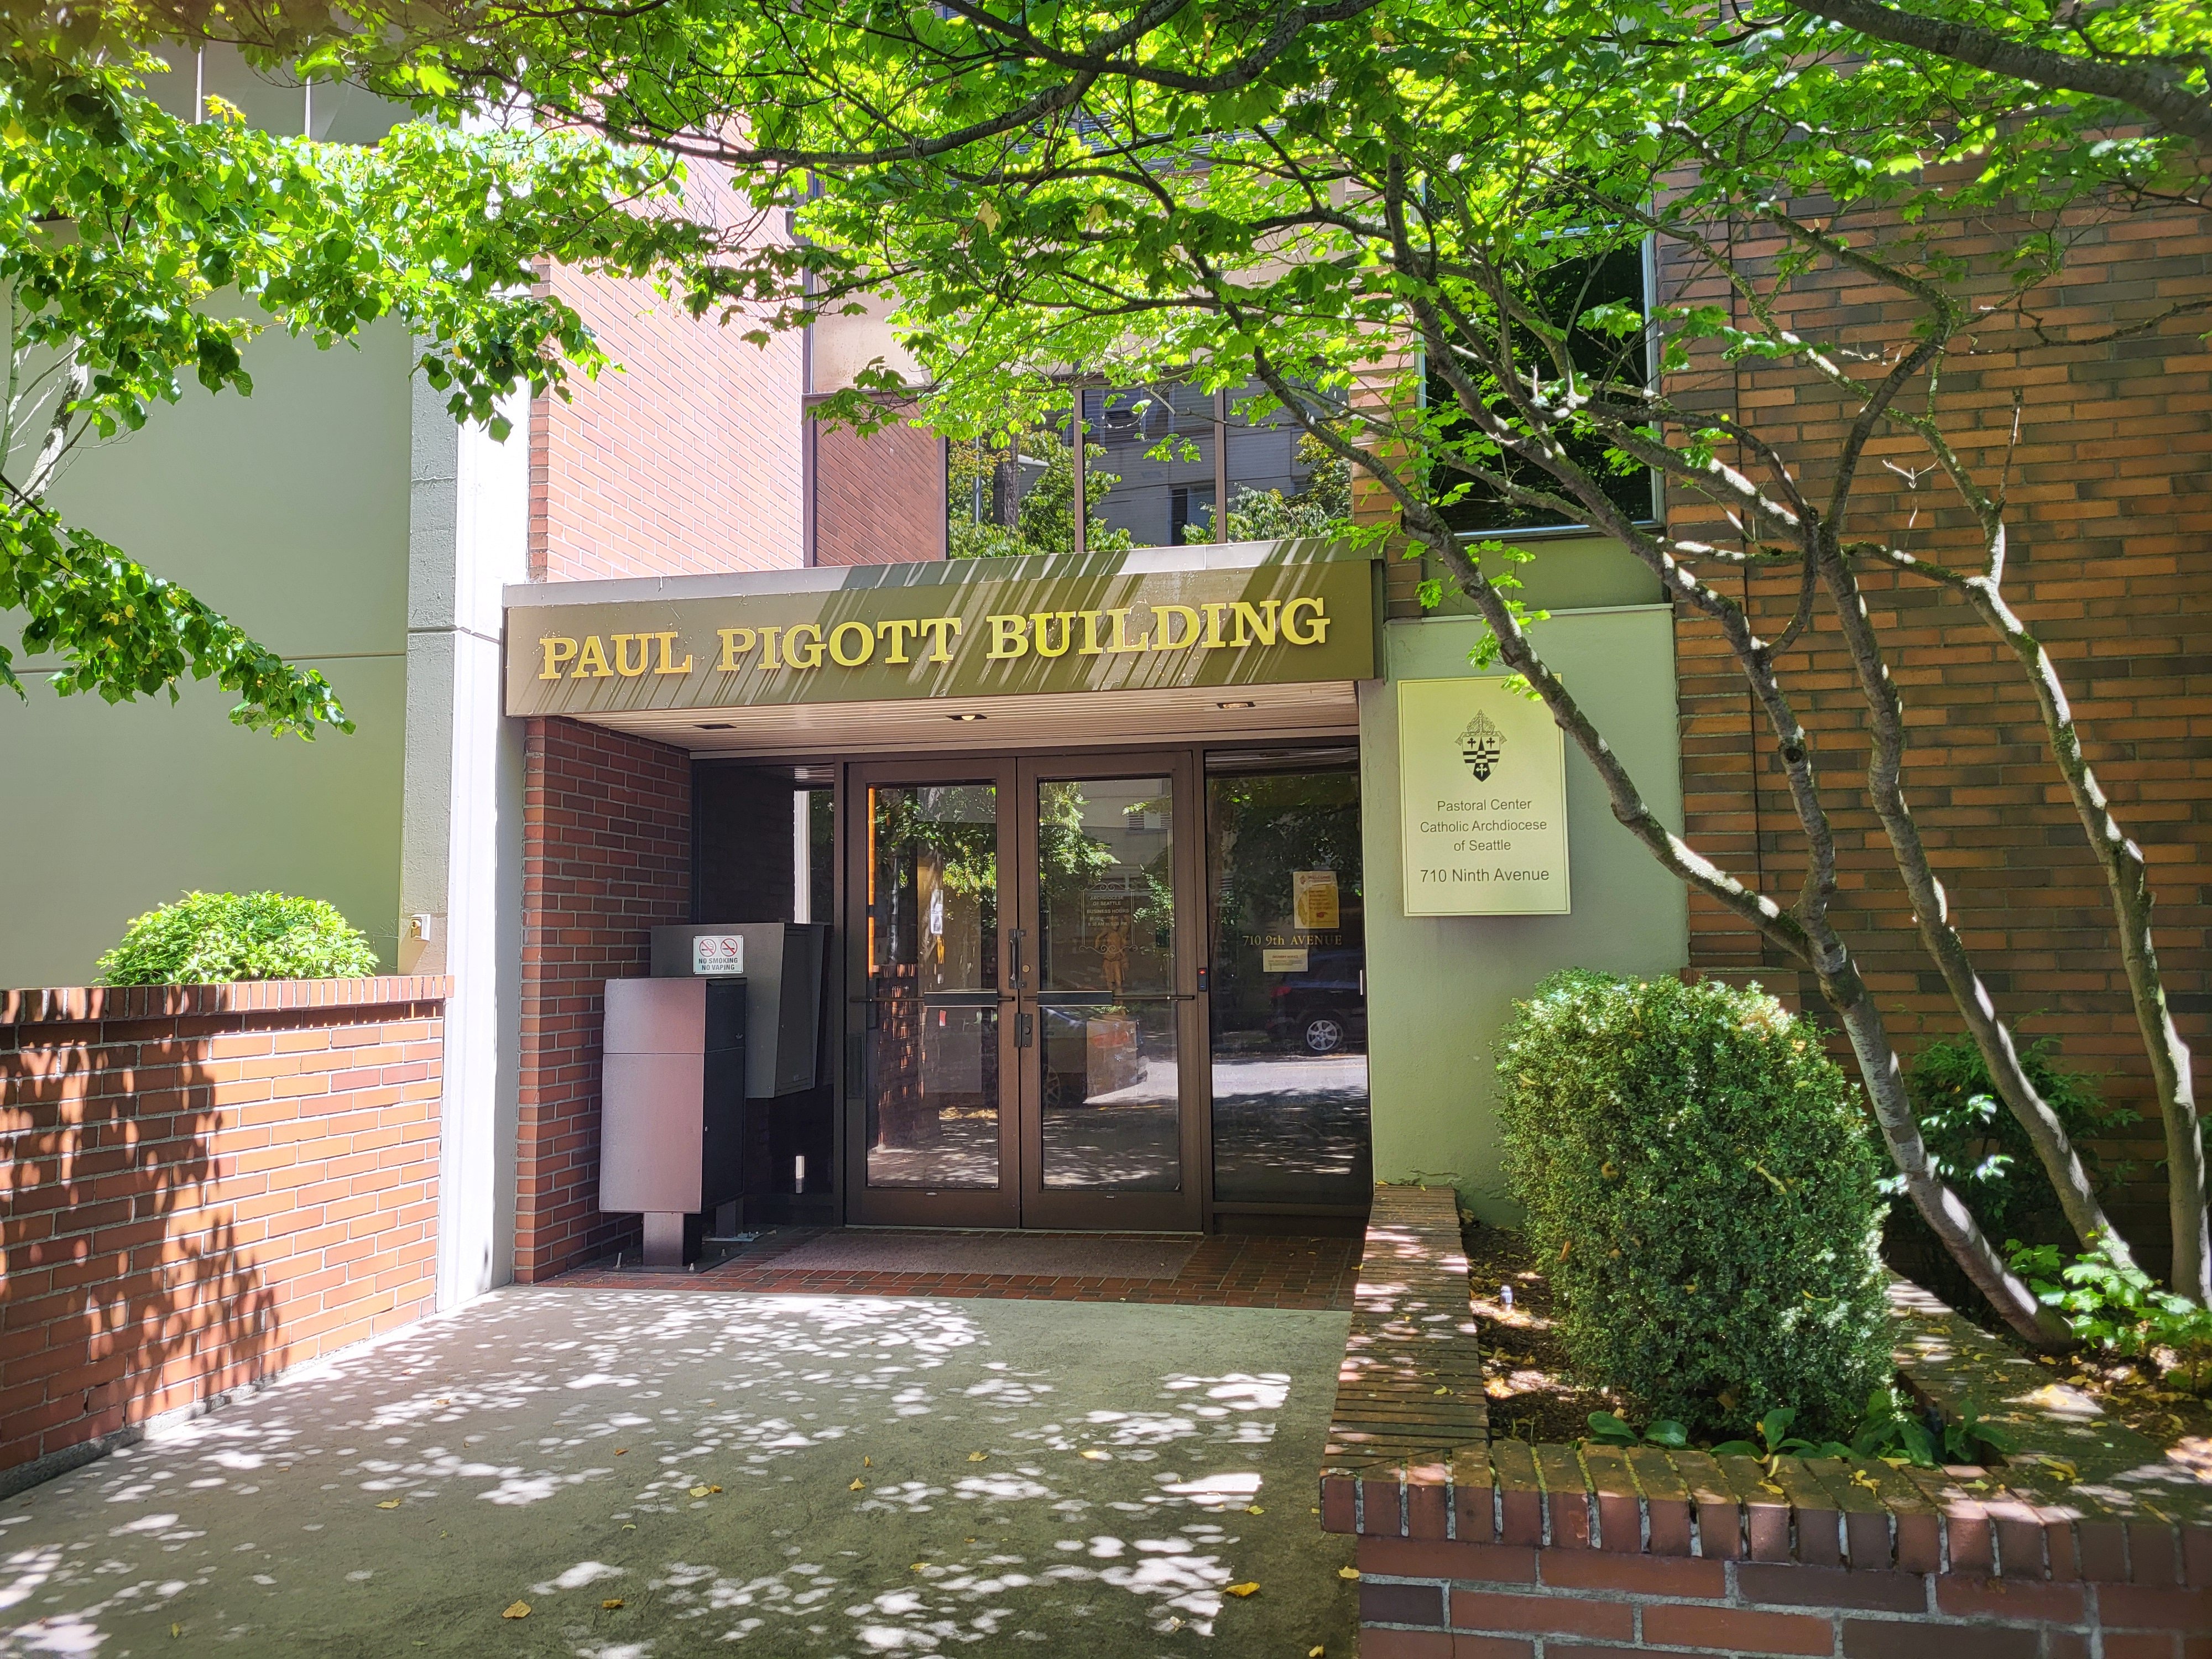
1268, 947, 1368, 1055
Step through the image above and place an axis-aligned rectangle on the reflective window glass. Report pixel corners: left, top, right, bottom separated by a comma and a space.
1206, 768, 1371, 1204
865, 783, 1001, 1188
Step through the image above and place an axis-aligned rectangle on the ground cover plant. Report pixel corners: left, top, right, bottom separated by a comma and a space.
96, 890, 377, 983
1495, 970, 1891, 1441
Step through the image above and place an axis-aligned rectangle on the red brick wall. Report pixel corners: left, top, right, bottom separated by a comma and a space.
516, 718, 691, 1280
1653, 205, 2212, 1250
1, 979, 446, 1483
529, 162, 806, 582
814, 415, 946, 565
1354, 1535, 2211, 1658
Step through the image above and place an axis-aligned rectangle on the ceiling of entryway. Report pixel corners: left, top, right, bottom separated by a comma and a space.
573, 679, 1361, 756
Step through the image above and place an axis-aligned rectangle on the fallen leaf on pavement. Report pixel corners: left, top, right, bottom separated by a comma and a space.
502, 1602, 530, 1620
1081, 1450, 1111, 1461
850, 1479, 866, 1491
614, 1449, 626, 1456
169, 1625, 181, 1639
968, 1452, 988, 1462
601, 1599, 624, 1610
377, 1499, 401, 1510
1225, 1582, 1259, 1598
1337, 1567, 1360, 1581
911, 1563, 928, 1572
690, 1486, 711, 1498
1433, 1387, 1450, 1396
1310, 1648, 1325, 1658
863, 1456, 872, 1467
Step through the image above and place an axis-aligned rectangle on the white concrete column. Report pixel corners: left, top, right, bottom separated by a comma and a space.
401, 356, 528, 1309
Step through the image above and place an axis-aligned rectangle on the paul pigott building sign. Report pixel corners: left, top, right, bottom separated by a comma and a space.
1397, 676, 1571, 916
504, 552, 1376, 717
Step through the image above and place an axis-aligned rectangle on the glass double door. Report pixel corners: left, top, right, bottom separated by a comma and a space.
850, 753, 1204, 1230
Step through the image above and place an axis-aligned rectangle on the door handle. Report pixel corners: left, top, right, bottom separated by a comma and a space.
1016, 1011, 1034, 1048
1008, 928, 1026, 990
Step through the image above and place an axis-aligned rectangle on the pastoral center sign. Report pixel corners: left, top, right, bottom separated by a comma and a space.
504, 556, 1376, 718
1398, 676, 1571, 916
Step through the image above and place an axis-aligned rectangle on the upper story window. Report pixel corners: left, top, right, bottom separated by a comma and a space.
947, 378, 1351, 558
1429, 239, 1657, 536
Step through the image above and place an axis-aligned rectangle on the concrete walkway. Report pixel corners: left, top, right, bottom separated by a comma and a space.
0, 1288, 1357, 1657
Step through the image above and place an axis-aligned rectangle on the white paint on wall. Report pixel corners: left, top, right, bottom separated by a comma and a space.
401, 358, 526, 1310
1359, 607, 1689, 1220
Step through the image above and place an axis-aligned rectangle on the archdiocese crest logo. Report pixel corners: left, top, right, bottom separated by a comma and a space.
1458, 708, 1506, 781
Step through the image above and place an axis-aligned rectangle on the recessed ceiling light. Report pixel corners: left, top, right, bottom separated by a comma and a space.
697, 722, 735, 731
947, 712, 988, 722
1217, 700, 1256, 710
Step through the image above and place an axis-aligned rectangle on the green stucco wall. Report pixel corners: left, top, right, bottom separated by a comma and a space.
1359, 606, 1689, 1220
0, 321, 412, 987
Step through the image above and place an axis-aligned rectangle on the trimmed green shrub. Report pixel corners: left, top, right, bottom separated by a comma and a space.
97, 891, 378, 984
1496, 970, 1891, 1439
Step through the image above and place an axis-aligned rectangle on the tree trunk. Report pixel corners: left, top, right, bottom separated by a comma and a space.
1816, 549, 2126, 1259
1957, 574, 2212, 1302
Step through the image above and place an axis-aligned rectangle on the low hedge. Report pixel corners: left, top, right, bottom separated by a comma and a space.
1496, 969, 1891, 1440
97, 891, 378, 984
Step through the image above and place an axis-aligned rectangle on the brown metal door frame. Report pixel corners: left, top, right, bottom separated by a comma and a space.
841, 747, 1207, 1233
843, 757, 1021, 1229
1009, 749, 1205, 1233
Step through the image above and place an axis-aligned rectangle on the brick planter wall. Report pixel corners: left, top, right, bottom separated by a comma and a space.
1, 978, 447, 1491
1326, 1188, 2212, 1658
515, 717, 692, 1281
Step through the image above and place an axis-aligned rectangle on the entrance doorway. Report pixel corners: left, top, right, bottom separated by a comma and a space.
849, 752, 1206, 1230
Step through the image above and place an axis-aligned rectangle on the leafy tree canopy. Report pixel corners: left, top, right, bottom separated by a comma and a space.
0, 56, 738, 733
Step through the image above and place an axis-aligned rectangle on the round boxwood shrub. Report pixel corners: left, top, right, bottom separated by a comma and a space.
97, 891, 378, 984
1495, 969, 1891, 1439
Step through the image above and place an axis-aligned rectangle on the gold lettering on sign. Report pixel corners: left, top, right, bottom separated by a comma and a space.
530, 596, 1338, 693
1032, 612, 1076, 659
1281, 596, 1329, 646
918, 616, 963, 663
1230, 599, 1280, 648
877, 618, 919, 665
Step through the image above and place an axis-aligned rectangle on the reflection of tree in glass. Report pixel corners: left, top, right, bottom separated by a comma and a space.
1208, 773, 1363, 951
1185, 434, 1353, 544
874, 787, 999, 965
1038, 782, 1173, 1004
948, 440, 1136, 559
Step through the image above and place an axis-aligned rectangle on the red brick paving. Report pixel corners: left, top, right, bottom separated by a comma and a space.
551, 1229, 1361, 1310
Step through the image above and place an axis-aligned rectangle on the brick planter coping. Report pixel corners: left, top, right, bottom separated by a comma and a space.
1322, 1186, 2212, 1585
2, 977, 451, 1025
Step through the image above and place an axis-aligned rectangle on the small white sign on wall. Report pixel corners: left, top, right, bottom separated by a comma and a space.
692, 933, 745, 975
1399, 676, 1571, 916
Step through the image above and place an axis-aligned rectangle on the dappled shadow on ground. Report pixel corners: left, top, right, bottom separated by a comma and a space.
0, 1290, 1355, 1657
